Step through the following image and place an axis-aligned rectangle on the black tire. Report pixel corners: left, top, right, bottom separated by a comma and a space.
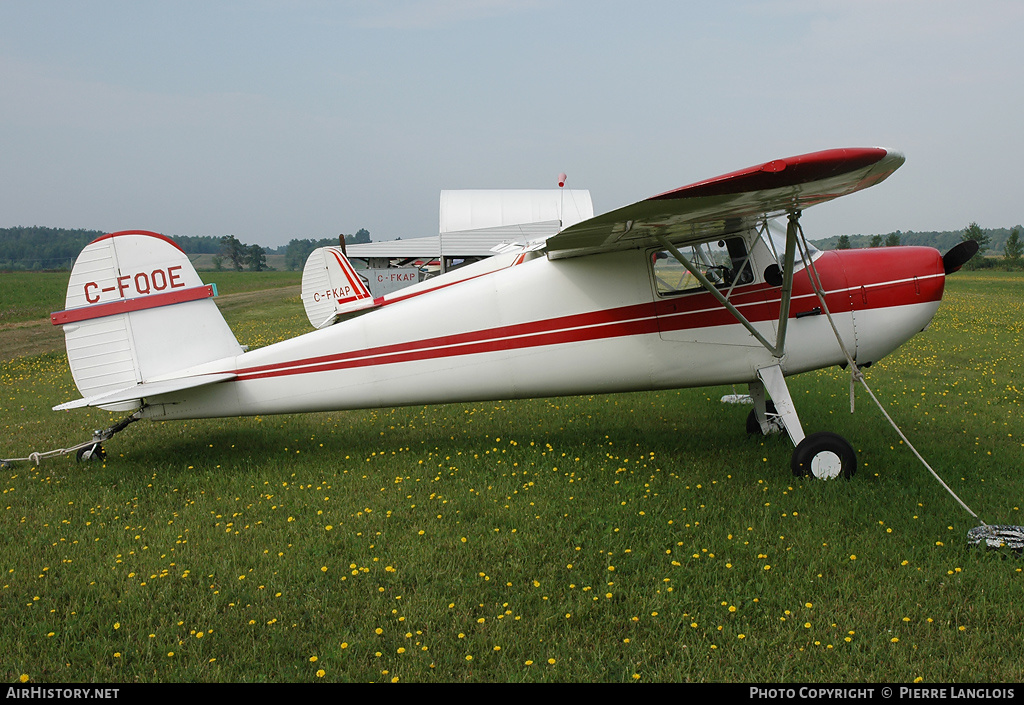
791, 432, 856, 480
76, 444, 105, 463
746, 401, 778, 435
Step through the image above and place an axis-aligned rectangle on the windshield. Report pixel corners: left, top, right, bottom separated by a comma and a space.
760, 219, 820, 270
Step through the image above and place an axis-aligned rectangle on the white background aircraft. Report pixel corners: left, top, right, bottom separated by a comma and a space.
46, 147, 978, 479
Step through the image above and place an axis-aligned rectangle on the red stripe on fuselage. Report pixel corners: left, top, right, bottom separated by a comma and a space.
238, 312, 660, 381
232, 254, 944, 383
234, 301, 658, 380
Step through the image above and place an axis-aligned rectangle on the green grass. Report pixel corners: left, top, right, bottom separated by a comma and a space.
0, 272, 72, 324
0, 271, 300, 325
1, 271, 1022, 683
198, 270, 300, 296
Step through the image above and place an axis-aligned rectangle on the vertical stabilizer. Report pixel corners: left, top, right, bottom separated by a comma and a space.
52, 230, 243, 409
300, 246, 376, 328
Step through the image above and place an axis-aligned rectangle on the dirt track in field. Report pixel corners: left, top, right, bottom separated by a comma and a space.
0, 286, 300, 362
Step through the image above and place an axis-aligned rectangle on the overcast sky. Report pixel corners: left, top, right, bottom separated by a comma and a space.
2, 0, 1021, 247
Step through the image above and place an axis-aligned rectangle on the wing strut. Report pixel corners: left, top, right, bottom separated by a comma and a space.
654, 210, 801, 358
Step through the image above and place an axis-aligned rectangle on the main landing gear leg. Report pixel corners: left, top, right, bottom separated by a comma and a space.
753, 364, 857, 480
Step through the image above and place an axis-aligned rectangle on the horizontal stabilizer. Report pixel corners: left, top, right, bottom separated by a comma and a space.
53, 372, 236, 411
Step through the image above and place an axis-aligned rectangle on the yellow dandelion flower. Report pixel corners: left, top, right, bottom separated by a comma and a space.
316, 669, 325, 678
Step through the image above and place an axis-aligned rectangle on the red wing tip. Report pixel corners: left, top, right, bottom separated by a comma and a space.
651, 147, 899, 201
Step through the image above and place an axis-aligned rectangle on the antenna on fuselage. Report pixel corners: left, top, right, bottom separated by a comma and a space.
557, 173, 567, 230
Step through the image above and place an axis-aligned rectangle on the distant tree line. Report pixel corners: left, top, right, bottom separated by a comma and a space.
8, 222, 1014, 271
0, 227, 105, 270
281, 229, 371, 270
1, 226, 373, 271
818, 225, 1022, 256
829, 223, 1022, 270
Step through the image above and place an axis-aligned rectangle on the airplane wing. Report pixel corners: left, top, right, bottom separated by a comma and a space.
544, 147, 904, 260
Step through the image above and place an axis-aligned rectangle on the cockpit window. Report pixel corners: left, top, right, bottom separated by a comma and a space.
651, 237, 754, 296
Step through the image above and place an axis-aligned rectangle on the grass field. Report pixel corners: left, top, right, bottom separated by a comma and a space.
1, 269, 1022, 683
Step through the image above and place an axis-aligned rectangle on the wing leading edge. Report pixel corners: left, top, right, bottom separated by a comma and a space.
544, 147, 904, 260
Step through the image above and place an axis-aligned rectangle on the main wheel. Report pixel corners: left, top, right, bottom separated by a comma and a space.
746, 401, 780, 435
791, 432, 856, 480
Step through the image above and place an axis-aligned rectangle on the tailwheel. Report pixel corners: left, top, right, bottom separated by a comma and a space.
791, 432, 856, 480
76, 444, 106, 463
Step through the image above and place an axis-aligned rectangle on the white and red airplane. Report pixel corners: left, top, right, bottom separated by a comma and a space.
47, 147, 977, 479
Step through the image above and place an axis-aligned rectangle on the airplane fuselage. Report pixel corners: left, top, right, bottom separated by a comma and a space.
138, 237, 946, 421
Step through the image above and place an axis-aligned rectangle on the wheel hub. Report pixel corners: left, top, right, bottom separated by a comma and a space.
810, 450, 843, 480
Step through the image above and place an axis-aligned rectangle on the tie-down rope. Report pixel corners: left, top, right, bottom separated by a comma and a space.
787, 214, 988, 527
